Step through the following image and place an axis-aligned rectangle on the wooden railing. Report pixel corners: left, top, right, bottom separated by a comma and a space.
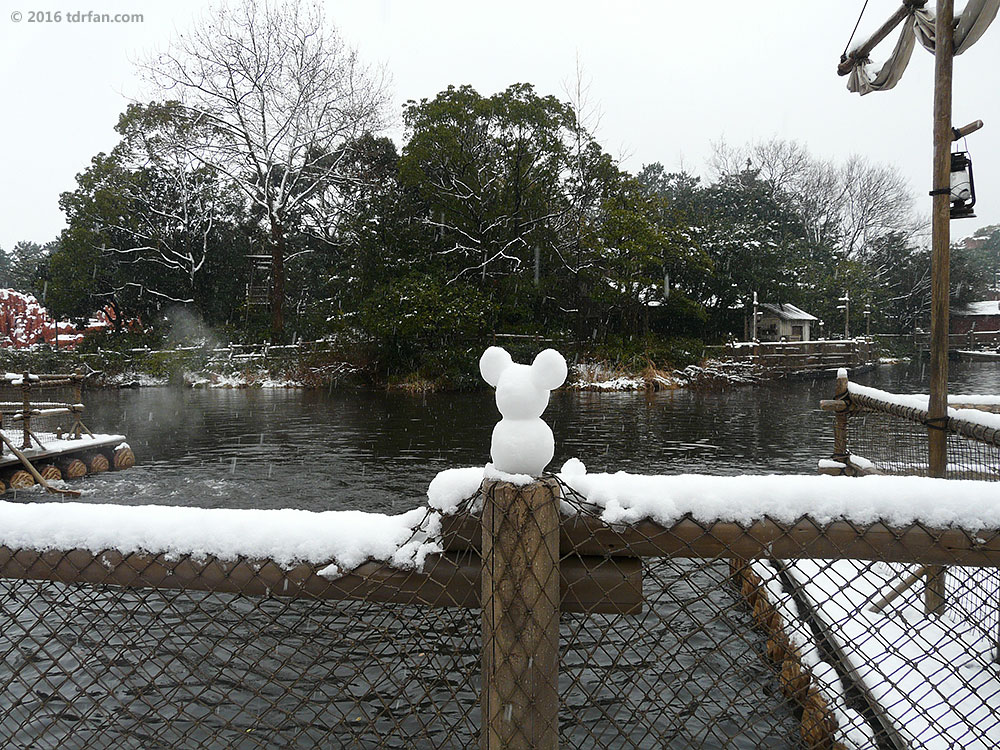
721, 338, 877, 375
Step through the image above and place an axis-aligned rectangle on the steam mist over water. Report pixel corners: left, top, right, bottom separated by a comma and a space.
163, 306, 224, 350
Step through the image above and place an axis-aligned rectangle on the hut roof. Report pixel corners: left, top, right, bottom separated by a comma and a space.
758, 303, 818, 322
953, 300, 1000, 317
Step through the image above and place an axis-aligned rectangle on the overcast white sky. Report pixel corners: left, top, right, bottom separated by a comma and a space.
1, 0, 998, 252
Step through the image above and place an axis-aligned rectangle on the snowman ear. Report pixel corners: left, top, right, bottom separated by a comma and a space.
480, 346, 513, 387
531, 349, 567, 391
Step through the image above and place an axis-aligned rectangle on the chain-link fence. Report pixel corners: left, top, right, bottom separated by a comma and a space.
815, 370, 1000, 749
3, 469, 998, 749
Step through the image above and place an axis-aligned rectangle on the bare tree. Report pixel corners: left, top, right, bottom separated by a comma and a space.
710, 137, 918, 260
145, 0, 389, 335
838, 154, 919, 260
102, 104, 225, 302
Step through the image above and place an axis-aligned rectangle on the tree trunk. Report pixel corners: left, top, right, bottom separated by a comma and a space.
269, 218, 286, 336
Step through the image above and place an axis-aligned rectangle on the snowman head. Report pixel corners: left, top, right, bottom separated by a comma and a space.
480, 347, 567, 420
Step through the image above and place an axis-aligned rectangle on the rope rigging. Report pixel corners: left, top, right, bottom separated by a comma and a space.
842, 0, 872, 61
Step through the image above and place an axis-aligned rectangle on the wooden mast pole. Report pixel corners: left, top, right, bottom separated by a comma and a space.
925, 0, 954, 616
928, 0, 953, 479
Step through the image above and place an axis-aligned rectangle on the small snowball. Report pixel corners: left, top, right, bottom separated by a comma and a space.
560, 458, 587, 476
318, 563, 341, 579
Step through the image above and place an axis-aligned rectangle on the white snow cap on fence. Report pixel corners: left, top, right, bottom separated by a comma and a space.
427, 460, 1000, 530
562, 461, 1000, 529
479, 346, 567, 476
0, 501, 440, 572
848, 381, 1000, 432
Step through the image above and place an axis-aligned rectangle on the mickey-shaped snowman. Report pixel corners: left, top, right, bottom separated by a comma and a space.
479, 346, 568, 476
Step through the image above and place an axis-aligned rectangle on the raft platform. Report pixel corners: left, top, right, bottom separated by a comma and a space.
0, 371, 134, 495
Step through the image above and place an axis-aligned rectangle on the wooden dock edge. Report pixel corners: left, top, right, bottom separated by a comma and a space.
730, 558, 850, 750
769, 559, 911, 750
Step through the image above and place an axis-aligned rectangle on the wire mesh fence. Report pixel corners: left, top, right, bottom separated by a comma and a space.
2, 472, 999, 749
843, 405, 1000, 481
821, 370, 1000, 683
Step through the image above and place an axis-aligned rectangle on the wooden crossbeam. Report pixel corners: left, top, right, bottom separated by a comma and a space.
837, 1, 928, 76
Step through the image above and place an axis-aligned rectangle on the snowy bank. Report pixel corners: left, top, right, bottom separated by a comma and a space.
567, 362, 684, 391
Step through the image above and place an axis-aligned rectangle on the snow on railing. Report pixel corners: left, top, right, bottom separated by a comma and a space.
430, 461, 1000, 531
0, 501, 440, 576
846, 381, 1000, 439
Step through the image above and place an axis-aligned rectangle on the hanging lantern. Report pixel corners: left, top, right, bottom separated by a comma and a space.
950, 151, 976, 219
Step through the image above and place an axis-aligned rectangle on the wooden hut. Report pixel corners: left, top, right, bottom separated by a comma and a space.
950, 299, 1000, 334
755, 304, 817, 342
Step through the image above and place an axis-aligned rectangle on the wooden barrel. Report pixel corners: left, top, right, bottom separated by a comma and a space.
38, 464, 62, 482
56, 458, 88, 480
84, 453, 109, 474
113, 445, 135, 471
6, 470, 35, 489
0, 477, 7, 494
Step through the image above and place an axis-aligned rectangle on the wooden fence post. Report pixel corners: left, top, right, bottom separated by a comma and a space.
833, 370, 850, 463
481, 478, 560, 750
20, 372, 31, 450
924, 566, 947, 616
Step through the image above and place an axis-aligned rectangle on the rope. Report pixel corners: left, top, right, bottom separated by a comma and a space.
842, 0, 872, 60
923, 415, 949, 432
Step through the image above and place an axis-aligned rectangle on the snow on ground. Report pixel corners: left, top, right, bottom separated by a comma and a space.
783, 559, 1000, 749
567, 362, 684, 391
105, 372, 170, 388
677, 358, 762, 386
102, 370, 308, 389
185, 371, 306, 389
